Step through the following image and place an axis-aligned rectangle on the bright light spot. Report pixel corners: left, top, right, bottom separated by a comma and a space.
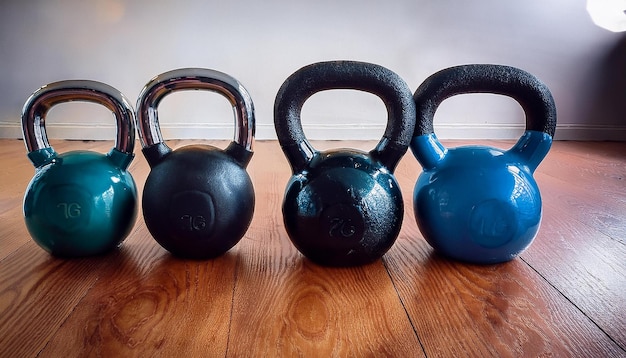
587, 0, 626, 32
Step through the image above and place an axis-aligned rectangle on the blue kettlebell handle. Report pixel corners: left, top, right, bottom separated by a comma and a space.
274, 61, 416, 173
412, 64, 557, 171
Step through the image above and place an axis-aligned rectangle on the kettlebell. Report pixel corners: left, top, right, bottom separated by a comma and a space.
274, 61, 416, 267
411, 64, 557, 264
136, 68, 255, 259
22, 80, 138, 257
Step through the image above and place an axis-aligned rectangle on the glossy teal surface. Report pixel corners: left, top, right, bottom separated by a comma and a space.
411, 131, 552, 264
24, 150, 137, 257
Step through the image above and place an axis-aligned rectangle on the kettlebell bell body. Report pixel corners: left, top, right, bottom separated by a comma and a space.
137, 68, 255, 259
275, 61, 416, 267
22, 81, 138, 257
411, 65, 557, 264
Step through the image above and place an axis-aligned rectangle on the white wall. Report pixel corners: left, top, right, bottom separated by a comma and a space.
1, 0, 624, 142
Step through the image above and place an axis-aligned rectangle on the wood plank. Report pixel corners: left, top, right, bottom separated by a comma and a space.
0, 140, 35, 221
549, 141, 626, 162
39, 232, 238, 357
0, 243, 116, 357
226, 141, 423, 357
0, 146, 49, 257
535, 147, 626, 243
522, 173, 626, 348
229, 258, 424, 356
530, 142, 625, 349
0, 206, 31, 261
384, 231, 624, 357
540, 142, 626, 201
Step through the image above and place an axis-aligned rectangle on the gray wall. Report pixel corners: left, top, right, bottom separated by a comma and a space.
1, 0, 624, 141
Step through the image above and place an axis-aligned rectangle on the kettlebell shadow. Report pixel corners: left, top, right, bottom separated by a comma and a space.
579, 34, 626, 144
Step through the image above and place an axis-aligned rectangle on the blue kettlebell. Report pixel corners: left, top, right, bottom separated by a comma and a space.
411, 64, 557, 264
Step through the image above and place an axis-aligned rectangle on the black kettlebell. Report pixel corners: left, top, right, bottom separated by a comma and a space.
136, 68, 255, 259
274, 61, 416, 266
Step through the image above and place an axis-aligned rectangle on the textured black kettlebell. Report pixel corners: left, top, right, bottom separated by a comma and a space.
136, 68, 255, 259
274, 61, 416, 266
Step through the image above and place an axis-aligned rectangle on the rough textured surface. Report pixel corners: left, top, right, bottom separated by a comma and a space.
414, 64, 557, 137
274, 61, 416, 172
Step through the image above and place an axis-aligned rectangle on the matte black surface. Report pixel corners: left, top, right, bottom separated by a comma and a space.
142, 145, 255, 259
136, 69, 256, 259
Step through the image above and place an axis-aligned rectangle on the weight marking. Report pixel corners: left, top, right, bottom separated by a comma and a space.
321, 203, 365, 242
469, 199, 517, 248
57, 202, 82, 219
180, 214, 207, 232
328, 217, 356, 238
41, 185, 92, 232
169, 190, 215, 237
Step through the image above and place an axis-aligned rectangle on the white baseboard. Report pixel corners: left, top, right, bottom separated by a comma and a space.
1, 122, 625, 141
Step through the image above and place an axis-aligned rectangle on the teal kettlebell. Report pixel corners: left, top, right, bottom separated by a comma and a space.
411, 64, 557, 264
22, 81, 138, 257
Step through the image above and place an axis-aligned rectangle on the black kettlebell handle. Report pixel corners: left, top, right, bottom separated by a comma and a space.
22, 80, 135, 155
414, 64, 556, 137
274, 61, 416, 173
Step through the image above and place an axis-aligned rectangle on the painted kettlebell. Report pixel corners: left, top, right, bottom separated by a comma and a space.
22, 81, 138, 257
137, 68, 255, 259
274, 61, 416, 266
411, 64, 557, 264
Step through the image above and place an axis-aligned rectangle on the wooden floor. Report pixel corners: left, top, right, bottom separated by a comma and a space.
0, 138, 624, 357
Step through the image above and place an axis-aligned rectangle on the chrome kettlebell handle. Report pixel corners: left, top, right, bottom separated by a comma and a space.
21, 81, 136, 156
135, 68, 255, 151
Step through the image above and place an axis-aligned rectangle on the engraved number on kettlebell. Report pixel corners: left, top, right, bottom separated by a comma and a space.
170, 191, 215, 236
180, 215, 207, 232
469, 199, 518, 247
328, 217, 356, 238
322, 204, 365, 241
57, 202, 81, 219
47, 186, 91, 231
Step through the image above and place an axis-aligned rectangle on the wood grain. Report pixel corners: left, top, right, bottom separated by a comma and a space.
385, 234, 623, 357
228, 140, 423, 357
523, 173, 626, 347
0, 139, 624, 357
41, 242, 239, 357
0, 244, 115, 356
